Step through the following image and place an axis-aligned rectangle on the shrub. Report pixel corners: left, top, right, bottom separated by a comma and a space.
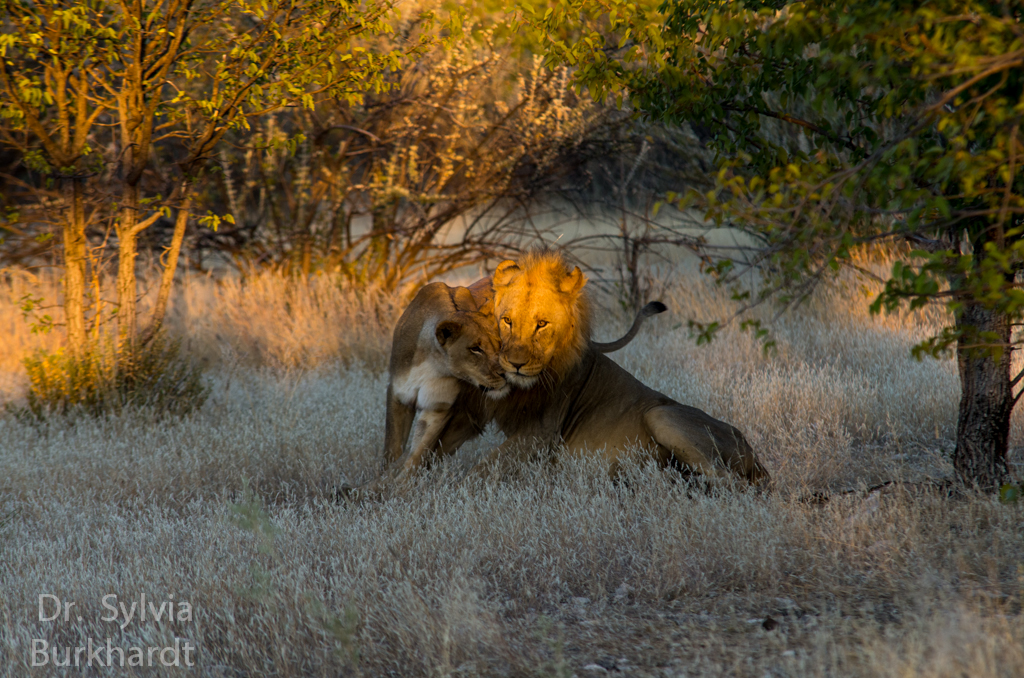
200, 29, 618, 286
18, 335, 207, 420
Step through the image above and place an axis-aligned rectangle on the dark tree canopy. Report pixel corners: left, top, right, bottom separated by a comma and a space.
529, 0, 1024, 490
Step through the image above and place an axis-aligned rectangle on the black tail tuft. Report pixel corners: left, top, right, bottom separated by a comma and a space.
642, 301, 668, 317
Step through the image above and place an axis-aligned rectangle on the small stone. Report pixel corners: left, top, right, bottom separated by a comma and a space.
762, 615, 780, 631
582, 665, 608, 673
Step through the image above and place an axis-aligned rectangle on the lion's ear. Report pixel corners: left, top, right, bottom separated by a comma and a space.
435, 319, 464, 347
451, 286, 478, 312
560, 266, 587, 295
493, 260, 521, 288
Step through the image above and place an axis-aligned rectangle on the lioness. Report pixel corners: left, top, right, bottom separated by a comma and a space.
477, 251, 769, 485
384, 281, 508, 476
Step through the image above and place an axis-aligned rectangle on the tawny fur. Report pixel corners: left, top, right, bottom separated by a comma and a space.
492, 252, 591, 384
343, 264, 670, 500
484, 251, 770, 485
381, 282, 507, 477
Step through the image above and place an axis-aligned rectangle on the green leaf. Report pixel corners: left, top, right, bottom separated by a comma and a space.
998, 484, 1021, 504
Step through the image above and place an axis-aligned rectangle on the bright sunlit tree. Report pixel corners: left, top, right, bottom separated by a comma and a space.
0, 0, 428, 348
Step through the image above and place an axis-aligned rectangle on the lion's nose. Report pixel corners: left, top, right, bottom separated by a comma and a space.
508, 360, 526, 371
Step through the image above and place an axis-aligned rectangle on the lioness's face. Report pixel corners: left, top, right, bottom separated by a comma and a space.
492, 259, 585, 388
436, 314, 510, 399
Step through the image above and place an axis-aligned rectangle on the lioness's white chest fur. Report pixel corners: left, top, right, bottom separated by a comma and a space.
392, 359, 459, 411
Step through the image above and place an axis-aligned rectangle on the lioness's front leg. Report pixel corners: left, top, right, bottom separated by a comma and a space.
431, 400, 489, 458
401, 406, 454, 473
383, 382, 416, 467
340, 403, 446, 502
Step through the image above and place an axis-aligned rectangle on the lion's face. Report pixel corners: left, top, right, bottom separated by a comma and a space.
491, 255, 589, 388
436, 313, 510, 400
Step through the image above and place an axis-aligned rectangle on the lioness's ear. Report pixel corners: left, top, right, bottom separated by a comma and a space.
493, 260, 521, 288
451, 286, 478, 312
560, 266, 587, 295
435, 319, 464, 347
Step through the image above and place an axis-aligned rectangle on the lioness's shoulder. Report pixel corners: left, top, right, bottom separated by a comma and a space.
407, 282, 485, 314
391, 282, 488, 363
390, 283, 451, 363
465, 276, 494, 315
407, 282, 457, 311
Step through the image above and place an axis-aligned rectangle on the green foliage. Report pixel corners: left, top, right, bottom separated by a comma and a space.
228, 478, 280, 550
228, 477, 362, 669
229, 477, 282, 599
0, 0, 435, 349
529, 0, 1024, 360
534, 615, 571, 678
999, 483, 1021, 504
211, 17, 611, 286
197, 211, 234, 232
17, 335, 207, 420
0, 0, 423, 175
312, 600, 362, 668
17, 293, 53, 334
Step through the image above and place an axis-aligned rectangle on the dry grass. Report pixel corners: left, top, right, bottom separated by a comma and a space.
1, 260, 1022, 677
0, 268, 400, 398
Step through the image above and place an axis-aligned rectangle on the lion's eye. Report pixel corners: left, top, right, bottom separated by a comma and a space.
502, 317, 512, 327
469, 346, 484, 355
536, 320, 548, 329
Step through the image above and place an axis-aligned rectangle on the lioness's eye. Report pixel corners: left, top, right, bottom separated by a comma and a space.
536, 320, 548, 329
502, 317, 512, 327
469, 346, 484, 355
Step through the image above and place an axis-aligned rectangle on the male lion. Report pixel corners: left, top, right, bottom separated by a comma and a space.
476, 251, 770, 485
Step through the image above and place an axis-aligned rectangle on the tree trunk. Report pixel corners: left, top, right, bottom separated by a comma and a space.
954, 301, 1013, 490
371, 202, 395, 285
116, 184, 139, 347
141, 186, 192, 346
62, 178, 88, 354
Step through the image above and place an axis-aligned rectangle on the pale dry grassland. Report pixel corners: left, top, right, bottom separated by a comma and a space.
1, 261, 1023, 677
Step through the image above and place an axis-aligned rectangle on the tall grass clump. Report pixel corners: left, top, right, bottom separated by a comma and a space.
17, 335, 207, 420
176, 269, 401, 371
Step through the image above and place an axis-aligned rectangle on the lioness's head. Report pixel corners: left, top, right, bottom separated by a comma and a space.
492, 252, 591, 388
436, 312, 510, 399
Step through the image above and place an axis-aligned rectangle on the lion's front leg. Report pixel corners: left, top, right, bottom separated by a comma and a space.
466, 431, 556, 480
433, 407, 487, 458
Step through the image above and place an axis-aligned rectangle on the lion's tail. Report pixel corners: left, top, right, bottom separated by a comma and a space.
592, 301, 668, 353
